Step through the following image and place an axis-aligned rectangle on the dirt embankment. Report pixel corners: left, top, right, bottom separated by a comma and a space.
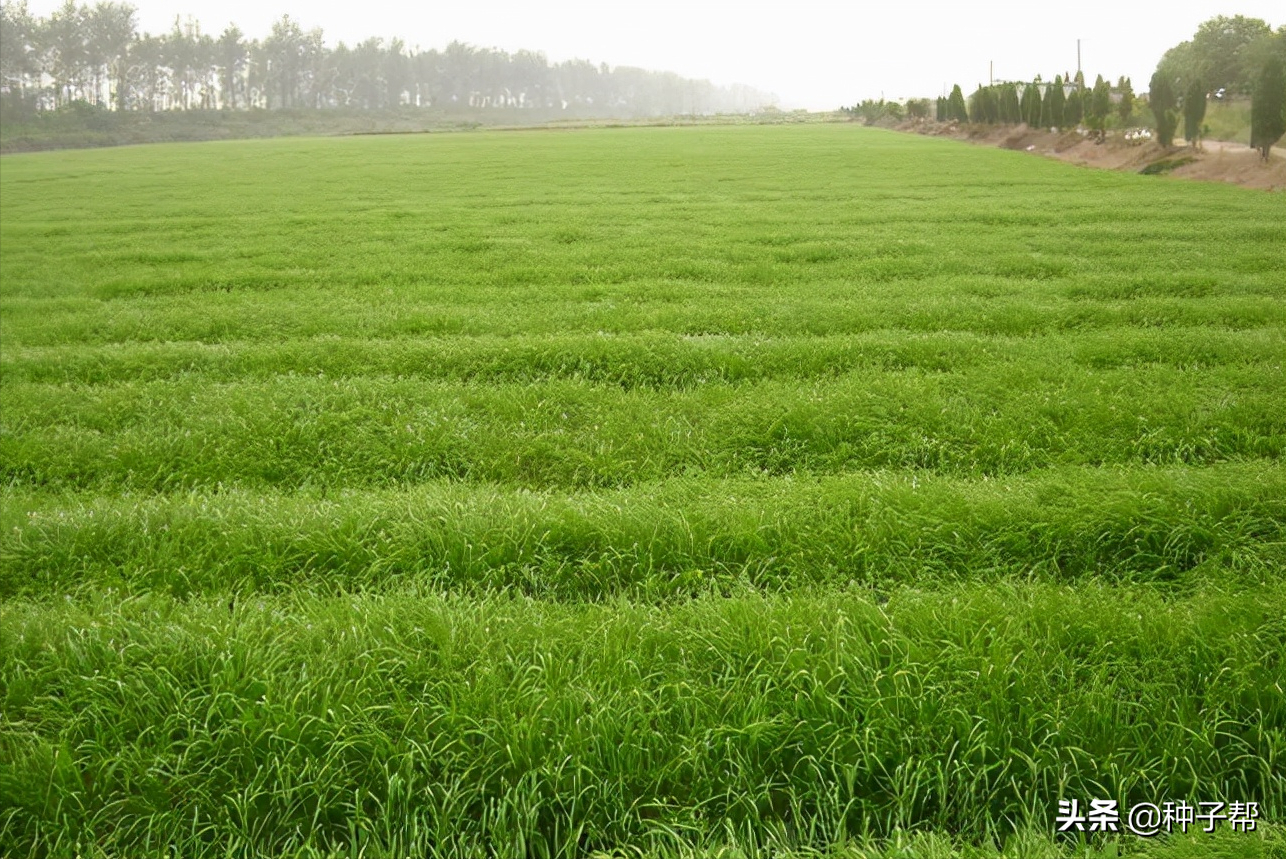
901, 120, 1286, 191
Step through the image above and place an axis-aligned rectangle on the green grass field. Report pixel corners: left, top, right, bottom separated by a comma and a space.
2, 124, 1284, 858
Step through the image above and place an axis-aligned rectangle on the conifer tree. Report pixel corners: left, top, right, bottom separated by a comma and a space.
1046, 75, 1066, 129
970, 86, 1001, 124
1001, 84, 1022, 124
969, 86, 987, 123
1088, 74, 1112, 139
1183, 78, 1207, 147
1117, 76, 1135, 123
1020, 83, 1041, 127
1149, 70, 1179, 147
1064, 88, 1083, 125
947, 84, 968, 122
1250, 56, 1285, 160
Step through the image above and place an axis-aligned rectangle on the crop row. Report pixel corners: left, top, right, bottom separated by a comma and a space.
4, 462, 1282, 598
4, 361, 1281, 491
3, 328, 1282, 386
4, 288, 1284, 348
3, 581, 1283, 857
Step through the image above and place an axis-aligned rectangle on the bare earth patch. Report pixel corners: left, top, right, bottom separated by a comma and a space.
904, 120, 1286, 191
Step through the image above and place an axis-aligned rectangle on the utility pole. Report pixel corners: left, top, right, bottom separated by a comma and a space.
990, 61, 993, 86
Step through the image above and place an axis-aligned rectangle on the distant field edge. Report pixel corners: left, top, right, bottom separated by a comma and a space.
0, 109, 843, 155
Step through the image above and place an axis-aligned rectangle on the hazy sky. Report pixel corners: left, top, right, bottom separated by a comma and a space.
22, 0, 1285, 108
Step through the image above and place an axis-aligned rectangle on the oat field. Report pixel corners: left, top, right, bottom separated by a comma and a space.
2, 124, 1284, 858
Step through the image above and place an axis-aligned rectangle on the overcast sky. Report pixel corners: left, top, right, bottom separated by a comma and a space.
21, 0, 1285, 108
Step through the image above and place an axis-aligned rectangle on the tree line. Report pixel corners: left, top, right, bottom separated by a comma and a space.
0, 1, 773, 119
1151, 14, 1285, 158
936, 73, 1126, 140
884, 15, 1285, 159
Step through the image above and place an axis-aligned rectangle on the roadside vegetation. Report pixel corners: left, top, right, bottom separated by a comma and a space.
902, 15, 1286, 156
2, 124, 1284, 856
